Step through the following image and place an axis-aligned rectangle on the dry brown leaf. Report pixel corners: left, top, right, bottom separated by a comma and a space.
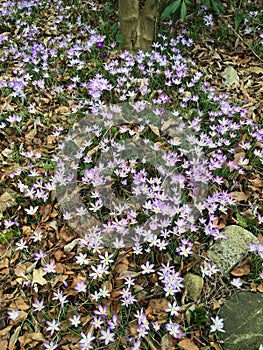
117, 270, 141, 279
25, 127, 37, 143
115, 257, 129, 274
0, 325, 12, 336
178, 337, 199, 350
249, 177, 263, 188
160, 334, 176, 350
18, 332, 45, 349
46, 134, 56, 145
178, 338, 199, 350
0, 258, 9, 270
64, 239, 79, 252
249, 66, 263, 74
10, 298, 30, 311
32, 268, 48, 286
231, 264, 250, 276
210, 342, 223, 350
115, 263, 129, 274
149, 125, 160, 136
257, 284, 263, 293
104, 280, 113, 293
0, 191, 16, 211
212, 301, 221, 310
9, 325, 21, 350
229, 191, 250, 202
233, 151, 246, 165
110, 289, 122, 300
59, 225, 73, 242
250, 281, 257, 292
39, 204, 53, 223
145, 298, 169, 320
0, 340, 8, 349
56, 106, 70, 114
69, 274, 85, 290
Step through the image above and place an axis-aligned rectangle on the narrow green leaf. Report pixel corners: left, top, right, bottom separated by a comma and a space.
234, 10, 243, 30
161, 0, 182, 20
181, 1, 187, 21
211, 0, 224, 14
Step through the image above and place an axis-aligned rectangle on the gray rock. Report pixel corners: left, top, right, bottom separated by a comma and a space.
207, 225, 258, 274
184, 273, 204, 300
219, 291, 263, 350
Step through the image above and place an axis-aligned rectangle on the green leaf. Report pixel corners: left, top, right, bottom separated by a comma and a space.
211, 0, 224, 14
161, 0, 182, 20
180, 1, 187, 21
116, 33, 125, 44
110, 22, 119, 32
0, 231, 12, 244
234, 9, 243, 30
236, 213, 248, 228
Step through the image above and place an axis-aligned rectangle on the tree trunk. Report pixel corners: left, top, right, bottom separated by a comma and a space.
118, 0, 161, 52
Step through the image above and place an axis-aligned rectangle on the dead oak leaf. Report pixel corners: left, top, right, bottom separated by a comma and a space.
32, 268, 48, 286
221, 66, 240, 86
231, 264, 250, 277
145, 298, 169, 320
230, 191, 250, 202
0, 191, 16, 212
178, 338, 199, 350
18, 332, 45, 349
10, 298, 30, 311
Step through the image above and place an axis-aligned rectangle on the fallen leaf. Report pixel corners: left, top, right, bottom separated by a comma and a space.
249, 66, 263, 75
0, 325, 12, 336
9, 325, 21, 350
0, 340, 8, 349
230, 191, 250, 202
149, 124, 160, 136
115, 263, 129, 274
117, 270, 141, 279
212, 301, 221, 310
231, 264, 250, 276
233, 151, 246, 165
250, 281, 257, 292
210, 342, 223, 350
18, 332, 45, 349
0, 258, 9, 270
32, 268, 48, 286
64, 239, 79, 252
249, 177, 263, 188
25, 127, 37, 143
10, 298, 30, 311
0, 191, 16, 211
178, 338, 199, 350
161, 334, 176, 350
145, 298, 169, 320
46, 135, 56, 145
56, 106, 70, 114
221, 66, 240, 85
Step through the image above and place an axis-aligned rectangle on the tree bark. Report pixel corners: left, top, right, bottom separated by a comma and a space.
118, 0, 161, 52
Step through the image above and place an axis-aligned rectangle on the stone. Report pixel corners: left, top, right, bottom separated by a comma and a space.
184, 273, 204, 301
219, 291, 263, 350
207, 225, 258, 275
